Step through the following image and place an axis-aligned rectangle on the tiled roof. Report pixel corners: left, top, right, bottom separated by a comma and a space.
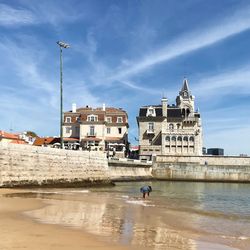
0, 130, 27, 144
33, 137, 60, 146
0, 130, 20, 140
139, 107, 183, 118
66, 106, 126, 114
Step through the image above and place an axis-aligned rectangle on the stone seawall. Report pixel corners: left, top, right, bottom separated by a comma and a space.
153, 155, 250, 182
1, 143, 250, 187
0, 143, 111, 187
108, 158, 152, 181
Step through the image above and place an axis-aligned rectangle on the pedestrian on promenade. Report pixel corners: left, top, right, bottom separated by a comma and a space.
140, 185, 152, 199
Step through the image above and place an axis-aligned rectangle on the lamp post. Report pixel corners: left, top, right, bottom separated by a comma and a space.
56, 41, 70, 149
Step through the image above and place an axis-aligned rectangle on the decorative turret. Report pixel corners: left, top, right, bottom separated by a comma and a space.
176, 78, 195, 116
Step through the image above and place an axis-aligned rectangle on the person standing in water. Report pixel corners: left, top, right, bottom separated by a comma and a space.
140, 185, 152, 199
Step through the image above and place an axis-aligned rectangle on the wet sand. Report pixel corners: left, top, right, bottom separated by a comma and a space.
0, 188, 245, 250
0, 189, 131, 250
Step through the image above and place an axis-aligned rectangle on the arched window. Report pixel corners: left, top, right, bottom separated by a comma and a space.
171, 136, 176, 141
87, 114, 98, 122
165, 136, 170, 141
177, 136, 182, 141
189, 136, 194, 142
169, 123, 174, 130
177, 123, 181, 129
186, 108, 190, 116
183, 136, 188, 141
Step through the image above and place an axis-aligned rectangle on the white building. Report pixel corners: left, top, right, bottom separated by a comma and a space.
63, 104, 129, 157
137, 79, 202, 160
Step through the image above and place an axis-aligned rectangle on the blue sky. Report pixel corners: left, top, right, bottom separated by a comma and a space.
1, 0, 250, 155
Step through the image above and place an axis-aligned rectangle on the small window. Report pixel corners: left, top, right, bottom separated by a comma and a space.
183, 136, 188, 141
165, 136, 170, 141
118, 128, 122, 134
171, 136, 176, 141
177, 136, 182, 141
107, 127, 111, 134
66, 127, 71, 133
169, 124, 174, 130
189, 136, 194, 142
148, 122, 154, 131
106, 117, 112, 123
89, 126, 95, 136
148, 108, 154, 116
87, 115, 98, 122
117, 117, 123, 123
66, 117, 71, 123
146, 107, 156, 117
177, 123, 181, 129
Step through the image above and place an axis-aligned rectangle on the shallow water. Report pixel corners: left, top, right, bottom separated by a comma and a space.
10, 181, 250, 249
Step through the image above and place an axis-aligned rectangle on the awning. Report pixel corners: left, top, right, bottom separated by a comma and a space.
63, 137, 79, 142
105, 137, 123, 142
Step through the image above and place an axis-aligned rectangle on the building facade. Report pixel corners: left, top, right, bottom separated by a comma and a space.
63, 104, 129, 157
137, 79, 202, 159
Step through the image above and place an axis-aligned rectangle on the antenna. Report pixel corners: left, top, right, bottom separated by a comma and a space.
10, 122, 13, 133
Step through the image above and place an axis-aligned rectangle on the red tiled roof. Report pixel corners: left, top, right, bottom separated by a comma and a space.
0, 130, 27, 144
10, 140, 27, 144
0, 130, 20, 140
33, 137, 60, 146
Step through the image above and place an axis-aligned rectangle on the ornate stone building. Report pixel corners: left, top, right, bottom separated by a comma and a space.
137, 79, 202, 159
63, 104, 129, 157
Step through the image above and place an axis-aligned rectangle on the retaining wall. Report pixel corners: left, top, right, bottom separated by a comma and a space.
0, 143, 111, 187
108, 158, 152, 181
153, 155, 250, 182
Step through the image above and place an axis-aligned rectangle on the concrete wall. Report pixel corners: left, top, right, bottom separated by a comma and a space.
108, 158, 152, 181
153, 155, 250, 182
1, 143, 250, 187
0, 142, 111, 187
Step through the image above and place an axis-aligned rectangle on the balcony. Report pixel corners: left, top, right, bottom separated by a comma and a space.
87, 132, 97, 137
146, 129, 155, 134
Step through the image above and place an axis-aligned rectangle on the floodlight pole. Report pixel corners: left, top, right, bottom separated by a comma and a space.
57, 41, 70, 149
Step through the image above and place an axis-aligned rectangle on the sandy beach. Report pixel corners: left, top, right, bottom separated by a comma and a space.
0, 189, 132, 250
0, 184, 248, 250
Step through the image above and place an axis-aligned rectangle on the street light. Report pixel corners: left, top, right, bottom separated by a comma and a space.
57, 41, 70, 149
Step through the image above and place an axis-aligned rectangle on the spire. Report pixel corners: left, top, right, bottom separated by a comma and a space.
181, 77, 189, 92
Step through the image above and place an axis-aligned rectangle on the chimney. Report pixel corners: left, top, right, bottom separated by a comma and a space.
72, 103, 76, 113
103, 103, 106, 111
161, 97, 168, 117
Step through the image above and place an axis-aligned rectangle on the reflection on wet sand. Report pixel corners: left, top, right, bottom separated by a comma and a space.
25, 194, 196, 250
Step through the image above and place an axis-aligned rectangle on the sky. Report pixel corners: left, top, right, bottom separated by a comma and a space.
0, 0, 250, 155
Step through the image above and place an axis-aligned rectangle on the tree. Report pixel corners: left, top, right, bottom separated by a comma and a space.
26, 131, 38, 137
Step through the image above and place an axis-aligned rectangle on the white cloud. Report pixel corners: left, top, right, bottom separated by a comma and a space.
110, 7, 250, 80
0, 37, 101, 135
0, 3, 36, 26
192, 65, 250, 103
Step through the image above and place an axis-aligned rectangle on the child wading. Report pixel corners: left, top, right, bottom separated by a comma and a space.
140, 185, 152, 199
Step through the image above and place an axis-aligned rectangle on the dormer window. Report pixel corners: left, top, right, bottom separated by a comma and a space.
169, 123, 174, 130
146, 107, 156, 117
65, 117, 71, 123
87, 115, 98, 122
117, 117, 123, 123
106, 117, 112, 123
